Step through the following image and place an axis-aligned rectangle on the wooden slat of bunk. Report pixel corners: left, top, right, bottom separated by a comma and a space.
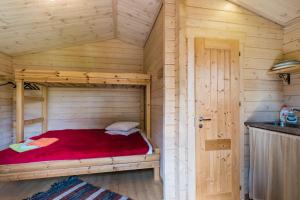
0, 151, 160, 182
146, 83, 151, 138
24, 117, 44, 126
13, 117, 44, 128
0, 161, 160, 181
15, 70, 151, 84
16, 77, 150, 86
15, 69, 150, 78
16, 80, 24, 143
24, 96, 44, 102
0, 153, 160, 173
42, 86, 48, 132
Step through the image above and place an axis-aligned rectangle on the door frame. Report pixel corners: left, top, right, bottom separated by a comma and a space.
185, 36, 245, 200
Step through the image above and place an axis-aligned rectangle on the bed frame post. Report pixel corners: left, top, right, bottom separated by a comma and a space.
16, 80, 24, 142
146, 82, 151, 139
42, 86, 48, 132
154, 166, 160, 181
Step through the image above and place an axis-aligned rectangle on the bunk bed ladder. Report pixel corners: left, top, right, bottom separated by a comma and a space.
16, 80, 48, 142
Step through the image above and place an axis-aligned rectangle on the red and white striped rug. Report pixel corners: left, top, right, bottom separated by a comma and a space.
26, 176, 132, 200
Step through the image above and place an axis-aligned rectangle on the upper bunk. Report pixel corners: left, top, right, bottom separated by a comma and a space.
14, 69, 151, 87
14, 69, 152, 142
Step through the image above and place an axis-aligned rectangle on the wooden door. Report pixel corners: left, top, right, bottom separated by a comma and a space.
195, 38, 240, 200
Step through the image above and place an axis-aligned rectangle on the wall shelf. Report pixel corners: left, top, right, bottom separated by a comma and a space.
268, 64, 300, 84
268, 64, 300, 74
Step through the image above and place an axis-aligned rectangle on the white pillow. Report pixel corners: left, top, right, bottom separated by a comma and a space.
105, 122, 139, 132
105, 128, 140, 136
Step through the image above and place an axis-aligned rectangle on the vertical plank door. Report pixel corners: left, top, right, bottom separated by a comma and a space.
195, 38, 240, 200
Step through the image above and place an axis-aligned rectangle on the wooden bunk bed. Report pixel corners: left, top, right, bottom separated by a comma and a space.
0, 69, 160, 181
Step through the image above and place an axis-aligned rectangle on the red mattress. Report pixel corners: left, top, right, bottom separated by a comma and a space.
0, 129, 150, 165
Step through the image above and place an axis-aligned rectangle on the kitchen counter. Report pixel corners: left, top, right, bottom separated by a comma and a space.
245, 122, 300, 137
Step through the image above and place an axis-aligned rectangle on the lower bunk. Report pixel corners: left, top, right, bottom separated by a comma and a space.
0, 152, 160, 182
0, 129, 160, 181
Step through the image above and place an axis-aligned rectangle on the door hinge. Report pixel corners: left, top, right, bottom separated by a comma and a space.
239, 101, 242, 107
240, 185, 242, 191
239, 51, 241, 57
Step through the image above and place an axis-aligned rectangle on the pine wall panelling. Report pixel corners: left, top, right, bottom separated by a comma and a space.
13, 39, 144, 73
163, 0, 178, 199
179, 0, 284, 198
144, 8, 164, 177
47, 88, 142, 131
283, 17, 300, 112
12, 39, 145, 139
0, 53, 13, 150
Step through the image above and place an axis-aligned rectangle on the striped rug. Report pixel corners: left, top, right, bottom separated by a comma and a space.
26, 176, 132, 200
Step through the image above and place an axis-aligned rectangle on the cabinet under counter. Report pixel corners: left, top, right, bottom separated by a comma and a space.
246, 126, 300, 200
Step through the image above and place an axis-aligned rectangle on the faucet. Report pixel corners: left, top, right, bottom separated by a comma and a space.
291, 108, 300, 112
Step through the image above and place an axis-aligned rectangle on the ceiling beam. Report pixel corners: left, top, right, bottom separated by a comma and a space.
112, 0, 118, 38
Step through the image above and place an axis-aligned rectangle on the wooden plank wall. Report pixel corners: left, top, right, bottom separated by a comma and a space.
13, 39, 143, 73
12, 39, 145, 138
144, 7, 164, 173
0, 53, 13, 150
180, 0, 284, 197
47, 87, 142, 130
283, 17, 300, 111
163, 1, 178, 199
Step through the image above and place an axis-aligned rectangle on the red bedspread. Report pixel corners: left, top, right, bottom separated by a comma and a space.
0, 129, 150, 165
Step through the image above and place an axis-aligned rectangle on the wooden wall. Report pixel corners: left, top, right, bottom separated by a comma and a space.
47, 87, 142, 130
12, 39, 145, 138
13, 39, 143, 73
179, 0, 284, 197
144, 6, 164, 168
283, 17, 300, 60
163, 1, 178, 199
283, 17, 300, 111
0, 53, 13, 150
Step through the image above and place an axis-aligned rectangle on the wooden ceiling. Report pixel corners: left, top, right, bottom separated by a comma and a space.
229, 0, 300, 26
0, 0, 162, 56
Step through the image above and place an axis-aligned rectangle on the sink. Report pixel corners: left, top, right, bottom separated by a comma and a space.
265, 122, 300, 129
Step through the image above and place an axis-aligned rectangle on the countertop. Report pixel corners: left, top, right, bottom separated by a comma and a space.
245, 122, 300, 137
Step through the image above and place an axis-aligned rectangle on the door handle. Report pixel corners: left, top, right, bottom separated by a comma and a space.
198, 117, 211, 129
199, 117, 212, 122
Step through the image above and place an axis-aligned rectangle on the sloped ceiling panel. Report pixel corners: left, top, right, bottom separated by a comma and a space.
0, 0, 114, 55
229, 0, 300, 26
118, 0, 162, 46
0, 0, 162, 56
